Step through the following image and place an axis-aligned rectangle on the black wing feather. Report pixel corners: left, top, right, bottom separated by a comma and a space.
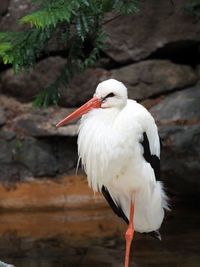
140, 132, 160, 180
101, 185, 129, 224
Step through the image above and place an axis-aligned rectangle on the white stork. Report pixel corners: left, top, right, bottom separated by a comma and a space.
56, 79, 169, 267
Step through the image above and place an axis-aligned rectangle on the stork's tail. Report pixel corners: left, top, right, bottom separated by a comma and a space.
159, 181, 170, 211
143, 230, 162, 241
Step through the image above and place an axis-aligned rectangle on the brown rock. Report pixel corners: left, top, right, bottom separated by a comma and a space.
0, 94, 81, 179
150, 85, 200, 122
0, 58, 107, 106
12, 104, 79, 137
150, 86, 200, 196
0, 138, 12, 164
141, 95, 166, 110
104, 0, 200, 62
0, 106, 6, 125
0, 0, 36, 31
1, 56, 66, 102
0, 0, 10, 17
59, 68, 108, 107
109, 60, 197, 100
11, 136, 59, 176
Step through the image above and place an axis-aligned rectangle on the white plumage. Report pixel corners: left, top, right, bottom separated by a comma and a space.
77, 79, 168, 233
56, 78, 169, 267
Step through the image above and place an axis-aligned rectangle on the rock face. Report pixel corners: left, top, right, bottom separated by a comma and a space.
108, 60, 197, 100
58, 68, 108, 107
0, 57, 66, 102
0, 0, 10, 18
0, 95, 79, 181
151, 86, 200, 122
0, 0, 35, 31
0, 106, 6, 126
0, 0, 199, 200
5, 56, 198, 107
0, 58, 107, 106
150, 86, 200, 196
104, 0, 200, 62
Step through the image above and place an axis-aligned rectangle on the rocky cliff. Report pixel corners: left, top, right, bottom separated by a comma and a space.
0, 0, 199, 199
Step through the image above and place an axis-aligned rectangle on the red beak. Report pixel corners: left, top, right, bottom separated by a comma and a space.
56, 96, 102, 127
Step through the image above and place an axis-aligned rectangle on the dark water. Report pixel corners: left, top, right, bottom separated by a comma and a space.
0, 205, 199, 267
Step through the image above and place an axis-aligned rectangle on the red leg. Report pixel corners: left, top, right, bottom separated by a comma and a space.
124, 201, 134, 267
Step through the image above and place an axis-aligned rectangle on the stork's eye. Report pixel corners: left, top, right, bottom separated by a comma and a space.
105, 92, 115, 99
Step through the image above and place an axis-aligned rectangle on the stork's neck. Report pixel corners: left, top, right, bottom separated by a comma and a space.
98, 106, 125, 125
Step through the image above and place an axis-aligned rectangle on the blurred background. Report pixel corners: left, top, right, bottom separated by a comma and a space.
0, 0, 199, 266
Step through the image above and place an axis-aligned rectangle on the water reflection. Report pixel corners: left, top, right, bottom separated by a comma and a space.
0, 205, 199, 267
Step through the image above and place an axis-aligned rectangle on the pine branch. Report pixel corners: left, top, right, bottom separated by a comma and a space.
0, 0, 141, 107
20, 1, 74, 28
0, 27, 55, 73
185, 1, 200, 17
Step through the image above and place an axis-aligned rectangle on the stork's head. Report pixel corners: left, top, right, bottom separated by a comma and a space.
95, 79, 128, 109
56, 79, 128, 127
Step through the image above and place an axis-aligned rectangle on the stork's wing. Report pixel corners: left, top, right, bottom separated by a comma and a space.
140, 132, 161, 180
101, 184, 161, 240
101, 185, 129, 224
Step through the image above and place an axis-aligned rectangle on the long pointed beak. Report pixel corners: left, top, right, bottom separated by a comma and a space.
56, 96, 102, 127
